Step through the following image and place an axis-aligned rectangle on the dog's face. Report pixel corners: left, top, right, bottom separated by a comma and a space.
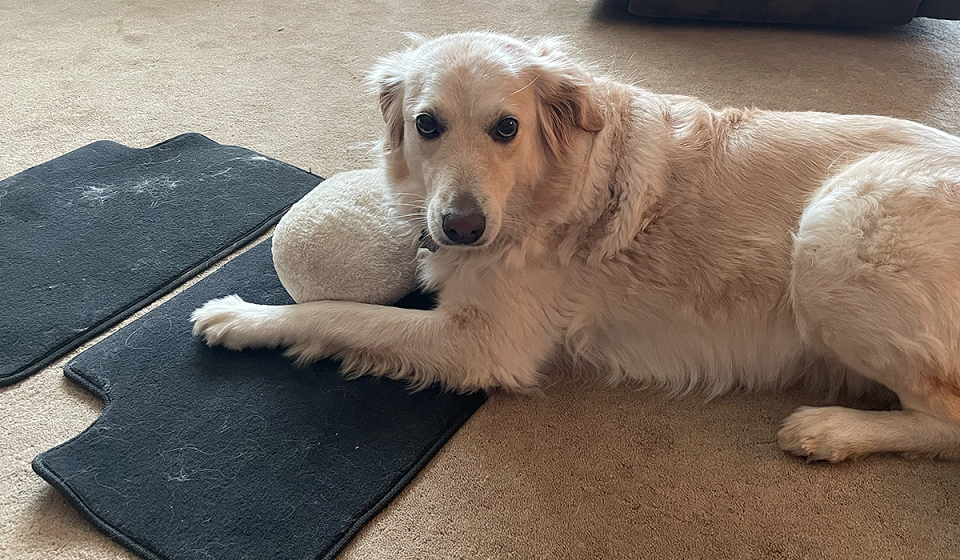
369, 32, 603, 248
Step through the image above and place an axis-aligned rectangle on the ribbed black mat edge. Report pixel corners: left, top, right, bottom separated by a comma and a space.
1, 133, 321, 386
316, 402, 482, 560
32, 371, 483, 560
5, 203, 288, 387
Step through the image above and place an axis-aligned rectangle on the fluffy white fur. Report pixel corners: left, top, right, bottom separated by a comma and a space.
192, 32, 960, 462
272, 168, 420, 305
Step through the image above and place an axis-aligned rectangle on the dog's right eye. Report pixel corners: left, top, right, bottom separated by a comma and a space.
415, 114, 441, 138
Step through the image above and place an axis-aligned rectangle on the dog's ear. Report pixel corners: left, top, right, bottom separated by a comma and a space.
528, 37, 665, 265
529, 37, 604, 159
366, 47, 415, 181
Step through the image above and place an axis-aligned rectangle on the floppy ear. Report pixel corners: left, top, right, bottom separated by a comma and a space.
366, 47, 415, 181
529, 37, 604, 160
529, 38, 667, 265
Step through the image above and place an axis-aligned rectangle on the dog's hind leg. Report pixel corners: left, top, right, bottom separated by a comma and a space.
782, 150, 960, 461
778, 401, 960, 462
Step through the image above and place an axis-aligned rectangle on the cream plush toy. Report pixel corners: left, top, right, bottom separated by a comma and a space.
271, 168, 422, 305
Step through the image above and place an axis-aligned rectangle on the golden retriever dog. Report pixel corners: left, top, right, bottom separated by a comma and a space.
192, 32, 960, 462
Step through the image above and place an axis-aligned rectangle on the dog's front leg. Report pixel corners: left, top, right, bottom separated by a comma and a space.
191, 293, 555, 392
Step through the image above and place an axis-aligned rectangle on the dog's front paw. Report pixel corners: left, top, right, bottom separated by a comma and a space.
190, 295, 278, 351
777, 406, 865, 463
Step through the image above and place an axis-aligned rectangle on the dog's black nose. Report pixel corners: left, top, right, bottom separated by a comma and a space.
442, 208, 486, 245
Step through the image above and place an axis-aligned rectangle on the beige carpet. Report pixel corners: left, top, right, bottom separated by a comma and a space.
2, 1, 960, 559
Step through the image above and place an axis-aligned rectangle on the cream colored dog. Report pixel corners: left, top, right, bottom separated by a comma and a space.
192, 32, 960, 462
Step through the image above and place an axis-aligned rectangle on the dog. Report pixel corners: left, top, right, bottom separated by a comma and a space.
192, 32, 960, 462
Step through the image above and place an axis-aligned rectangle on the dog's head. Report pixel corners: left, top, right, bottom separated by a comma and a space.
368, 32, 603, 249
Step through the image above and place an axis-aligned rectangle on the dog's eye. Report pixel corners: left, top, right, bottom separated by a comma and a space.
493, 117, 518, 141
415, 114, 440, 138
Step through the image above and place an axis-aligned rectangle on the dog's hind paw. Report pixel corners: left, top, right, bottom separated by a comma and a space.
190, 295, 279, 351
777, 406, 869, 463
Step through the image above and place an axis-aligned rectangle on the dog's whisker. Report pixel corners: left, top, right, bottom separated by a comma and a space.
388, 206, 427, 213
387, 202, 429, 211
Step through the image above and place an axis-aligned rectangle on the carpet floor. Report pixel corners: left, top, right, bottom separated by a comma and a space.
2, 1, 960, 559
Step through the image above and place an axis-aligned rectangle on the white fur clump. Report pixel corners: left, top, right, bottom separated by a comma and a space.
271, 168, 420, 305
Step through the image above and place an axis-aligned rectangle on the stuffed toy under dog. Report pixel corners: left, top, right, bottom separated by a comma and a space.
271, 168, 421, 305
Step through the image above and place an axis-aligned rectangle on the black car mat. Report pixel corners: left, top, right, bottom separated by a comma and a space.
0, 133, 320, 385
33, 240, 487, 560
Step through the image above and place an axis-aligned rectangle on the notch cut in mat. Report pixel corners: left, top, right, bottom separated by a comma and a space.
33, 240, 487, 560
0, 133, 320, 385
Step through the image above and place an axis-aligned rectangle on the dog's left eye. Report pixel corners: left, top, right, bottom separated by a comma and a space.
415, 114, 441, 138
493, 117, 518, 141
